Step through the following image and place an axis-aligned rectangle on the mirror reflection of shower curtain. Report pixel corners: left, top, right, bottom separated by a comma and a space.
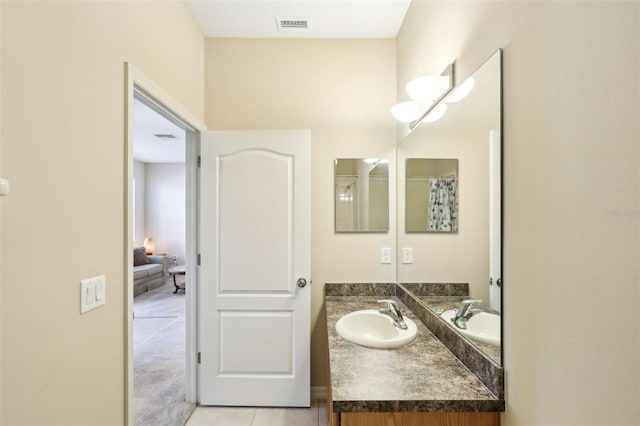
335, 176, 359, 231
428, 177, 457, 231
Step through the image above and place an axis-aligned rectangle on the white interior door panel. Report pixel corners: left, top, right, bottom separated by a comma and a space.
198, 130, 310, 407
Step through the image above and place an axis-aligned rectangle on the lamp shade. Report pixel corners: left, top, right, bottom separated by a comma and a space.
445, 77, 475, 103
421, 103, 448, 124
406, 75, 450, 103
391, 101, 429, 123
143, 237, 155, 255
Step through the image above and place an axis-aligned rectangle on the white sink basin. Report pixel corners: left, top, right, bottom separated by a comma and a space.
441, 309, 500, 346
335, 309, 417, 349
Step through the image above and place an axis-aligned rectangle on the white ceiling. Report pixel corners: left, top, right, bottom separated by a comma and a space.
183, 0, 411, 38
133, 99, 186, 163
134, 0, 411, 163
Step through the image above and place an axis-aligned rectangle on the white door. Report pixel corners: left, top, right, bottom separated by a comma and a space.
198, 130, 311, 407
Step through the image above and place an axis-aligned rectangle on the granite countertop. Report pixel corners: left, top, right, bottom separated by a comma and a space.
418, 295, 499, 316
326, 296, 504, 412
417, 295, 468, 315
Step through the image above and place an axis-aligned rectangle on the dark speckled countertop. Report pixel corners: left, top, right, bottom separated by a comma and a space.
417, 296, 502, 364
326, 296, 504, 412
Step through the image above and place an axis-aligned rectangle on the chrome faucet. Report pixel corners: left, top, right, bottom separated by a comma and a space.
377, 299, 408, 329
451, 299, 482, 329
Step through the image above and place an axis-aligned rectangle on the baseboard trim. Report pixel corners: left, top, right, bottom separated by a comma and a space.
311, 386, 327, 402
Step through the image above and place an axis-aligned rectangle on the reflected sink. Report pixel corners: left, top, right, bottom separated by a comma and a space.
335, 309, 417, 349
441, 309, 500, 346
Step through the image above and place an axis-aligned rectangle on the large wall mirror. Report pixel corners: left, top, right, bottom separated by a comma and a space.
397, 50, 502, 364
334, 158, 390, 232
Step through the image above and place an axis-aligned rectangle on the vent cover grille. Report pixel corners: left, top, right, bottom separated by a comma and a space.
154, 133, 177, 140
277, 18, 311, 31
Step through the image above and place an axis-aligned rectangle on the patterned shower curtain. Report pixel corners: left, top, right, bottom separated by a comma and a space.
428, 177, 457, 232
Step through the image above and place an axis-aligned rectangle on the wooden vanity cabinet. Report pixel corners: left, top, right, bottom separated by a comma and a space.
331, 411, 499, 426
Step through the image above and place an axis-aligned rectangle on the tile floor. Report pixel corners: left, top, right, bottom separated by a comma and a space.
185, 401, 328, 426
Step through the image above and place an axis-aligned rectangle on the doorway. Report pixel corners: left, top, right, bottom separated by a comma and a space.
125, 64, 205, 425
132, 97, 189, 424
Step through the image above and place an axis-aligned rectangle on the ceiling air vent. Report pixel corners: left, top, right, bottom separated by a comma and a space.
276, 17, 311, 31
154, 133, 177, 140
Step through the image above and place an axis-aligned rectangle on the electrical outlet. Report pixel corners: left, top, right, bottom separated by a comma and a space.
380, 247, 392, 264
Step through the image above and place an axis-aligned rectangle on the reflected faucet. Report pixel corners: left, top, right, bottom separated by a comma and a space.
377, 299, 408, 330
451, 299, 483, 329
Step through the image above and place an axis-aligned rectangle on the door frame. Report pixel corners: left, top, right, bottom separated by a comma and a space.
124, 63, 206, 425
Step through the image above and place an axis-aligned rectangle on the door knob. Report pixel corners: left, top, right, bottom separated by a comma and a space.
297, 278, 307, 288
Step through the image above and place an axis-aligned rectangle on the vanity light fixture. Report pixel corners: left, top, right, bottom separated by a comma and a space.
421, 103, 448, 123
445, 77, 475, 103
391, 101, 429, 123
391, 63, 454, 128
391, 76, 446, 123
406, 75, 451, 103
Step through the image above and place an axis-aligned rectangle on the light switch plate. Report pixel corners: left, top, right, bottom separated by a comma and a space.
80, 275, 106, 314
380, 247, 392, 264
402, 247, 413, 264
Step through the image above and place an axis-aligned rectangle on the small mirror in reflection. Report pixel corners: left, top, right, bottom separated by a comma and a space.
406, 158, 458, 233
335, 158, 389, 233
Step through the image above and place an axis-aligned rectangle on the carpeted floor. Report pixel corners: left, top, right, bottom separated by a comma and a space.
134, 279, 195, 426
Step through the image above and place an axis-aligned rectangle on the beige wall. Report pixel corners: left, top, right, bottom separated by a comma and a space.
398, 1, 639, 424
0, 1, 204, 424
205, 38, 397, 387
